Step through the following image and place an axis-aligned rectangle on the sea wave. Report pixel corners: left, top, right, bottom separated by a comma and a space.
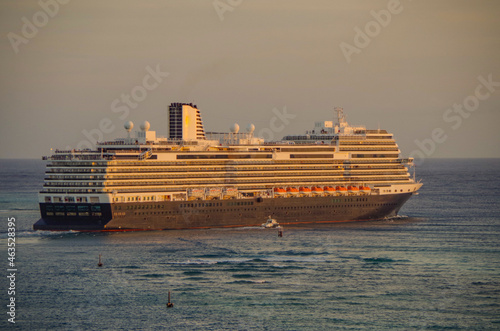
141, 273, 169, 278
229, 279, 268, 284
0, 230, 103, 240
384, 214, 409, 221
170, 255, 326, 266
363, 257, 396, 263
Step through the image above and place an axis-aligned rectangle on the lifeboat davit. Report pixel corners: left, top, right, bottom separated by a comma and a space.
311, 187, 324, 195
287, 187, 299, 195
274, 187, 287, 196
336, 186, 348, 195
323, 186, 336, 195
299, 187, 312, 195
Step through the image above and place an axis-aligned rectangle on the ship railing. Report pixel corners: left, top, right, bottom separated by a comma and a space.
96, 141, 126, 145
138, 149, 153, 160
337, 134, 367, 140
365, 129, 388, 134
53, 149, 104, 154
398, 158, 414, 165
46, 155, 113, 161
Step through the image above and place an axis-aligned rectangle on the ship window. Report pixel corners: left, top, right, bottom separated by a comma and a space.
46, 205, 54, 211
45, 197, 52, 203
91, 205, 101, 212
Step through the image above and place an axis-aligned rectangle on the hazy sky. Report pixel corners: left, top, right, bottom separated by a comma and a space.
1, 0, 499, 160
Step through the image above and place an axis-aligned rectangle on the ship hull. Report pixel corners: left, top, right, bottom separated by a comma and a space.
34, 193, 413, 231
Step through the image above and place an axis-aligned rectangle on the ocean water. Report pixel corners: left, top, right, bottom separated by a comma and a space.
0, 158, 499, 330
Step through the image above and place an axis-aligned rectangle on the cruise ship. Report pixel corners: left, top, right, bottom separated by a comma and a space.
34, 103, 422, 231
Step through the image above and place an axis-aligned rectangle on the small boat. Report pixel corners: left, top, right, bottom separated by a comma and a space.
348, 186, 360, 194
262, 216, 280, 228
286, 187, 299, 196
336, 186, 348, 195
189, 188, 204, 197
360, 186, 371, 194
166, 291, 174, 308
274, 187, 287, 196
206, 187, 221, 198
299, 187, 312, 195
323, 186, 336, 194
311, 187, 324, 194
223, 187, 238, 199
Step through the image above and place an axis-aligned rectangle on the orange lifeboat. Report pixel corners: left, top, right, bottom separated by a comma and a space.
336, 186, 348, 195
287, 187, 299, 195
360, 186, 371, 194
348, 186, 360, 195
299, 187, 312, 195
274, 187, 287, 196
311, 187, 324, 195
323, 186, 336, 195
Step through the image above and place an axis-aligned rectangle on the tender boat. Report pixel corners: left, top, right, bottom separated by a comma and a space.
262, 216, 280, 228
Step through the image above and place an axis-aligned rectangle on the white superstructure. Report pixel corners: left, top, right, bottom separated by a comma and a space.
39, 103, 421, 206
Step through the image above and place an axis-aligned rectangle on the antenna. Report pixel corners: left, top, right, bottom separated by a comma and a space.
334, 106, 347, 128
